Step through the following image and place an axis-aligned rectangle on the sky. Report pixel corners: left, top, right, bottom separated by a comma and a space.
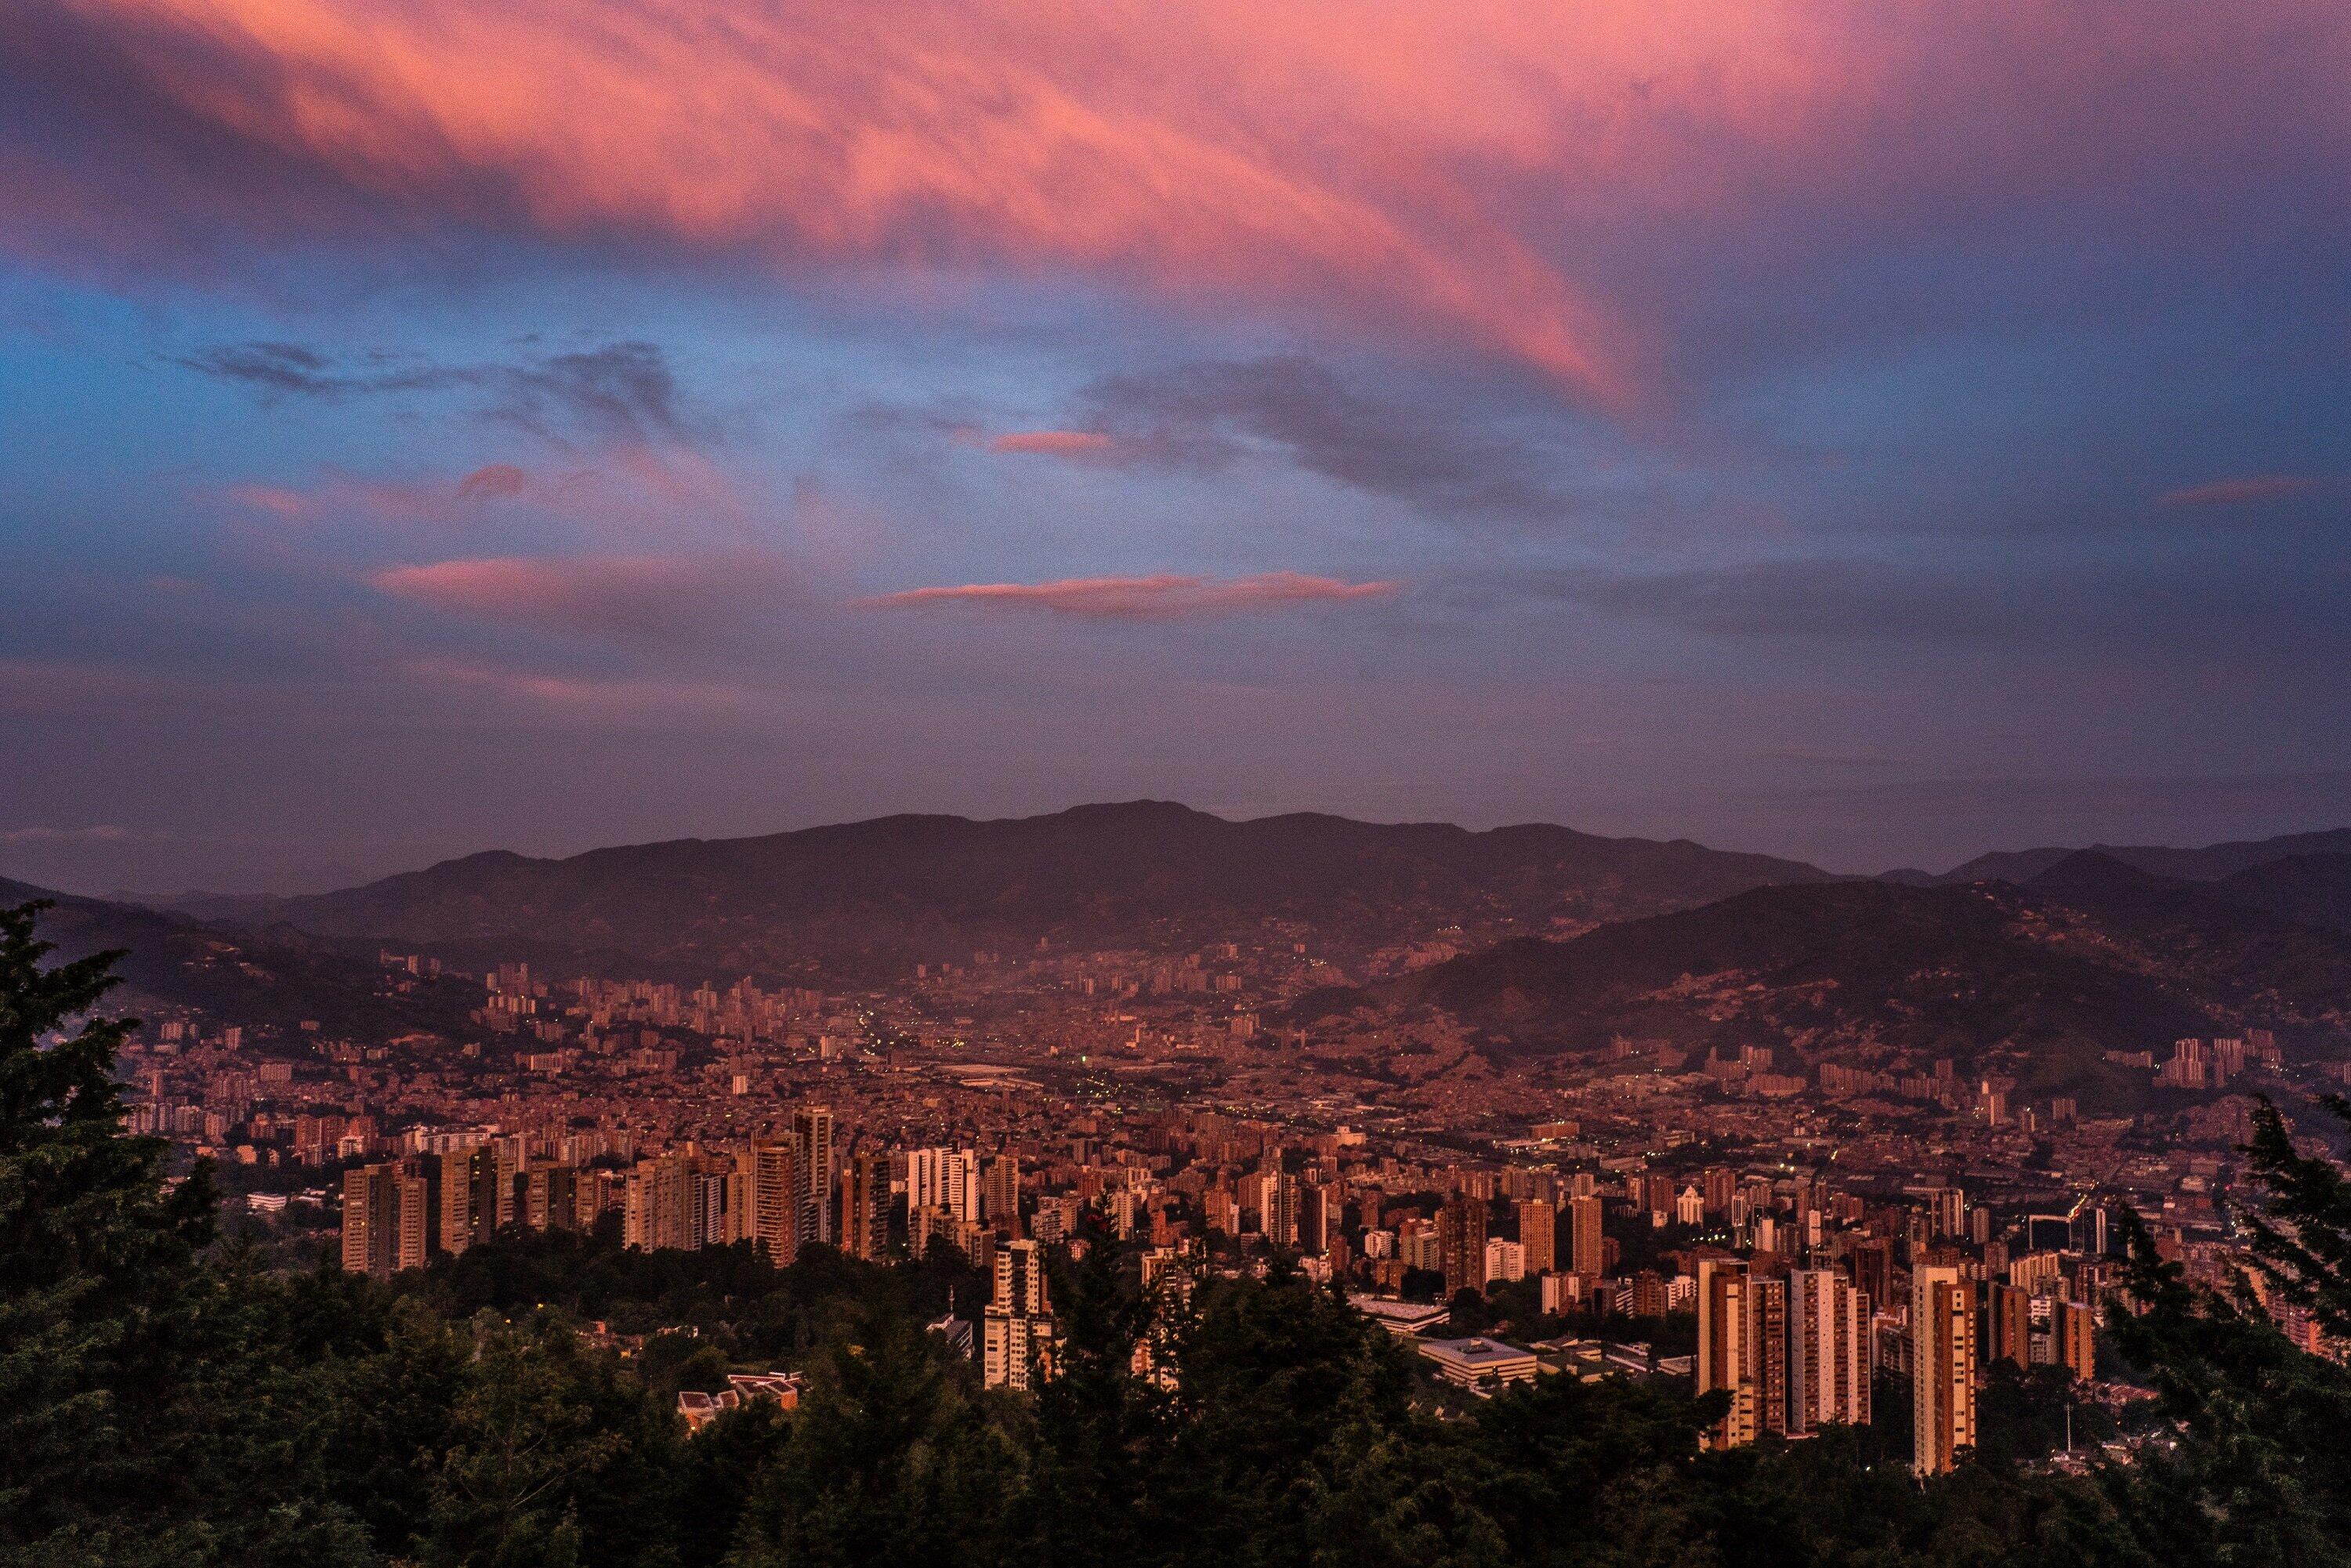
2, 0, 2349, 893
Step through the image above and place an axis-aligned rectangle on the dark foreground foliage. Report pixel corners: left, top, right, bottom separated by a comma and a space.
6, 900, 2351, 1568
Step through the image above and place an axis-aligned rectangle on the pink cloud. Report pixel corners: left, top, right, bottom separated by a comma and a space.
2156, 474, 2321, 507
213, 446, 751, 545
456, 462, 529, 498
223, 483, 315, 520
13, 2, 2346, 407
373, 553, 789, 639
398, 657, 755, 719
5, 0, 1670, 401
223, 473, 477, 528
0, 824, 137, 846
989, 429, 1116, 456
0, 658, 170, 717
860, 570, 1400, 620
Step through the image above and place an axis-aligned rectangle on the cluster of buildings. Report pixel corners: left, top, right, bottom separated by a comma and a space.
1690, 1234, 2096, 1476
1365, 1177, 2112, 1476
338, 1088, 2124, 1467
112, 930, 2348, 1450
677, 1371, 804, 1433
337, 1100, 1068, 1390
341, 1105, 847, 1274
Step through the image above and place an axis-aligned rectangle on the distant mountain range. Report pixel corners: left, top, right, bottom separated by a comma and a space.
10, 807, 2348, 1103
1350, 850, 2351, 1109
1884, 826, 2351, 887
1, 876, 476, 1041
154, 802, 1836, 976
1888, 837, 2351, 938
2205, 853, 2351, 933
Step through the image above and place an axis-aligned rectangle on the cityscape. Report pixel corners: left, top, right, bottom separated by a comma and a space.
93, 813, 2351, 1487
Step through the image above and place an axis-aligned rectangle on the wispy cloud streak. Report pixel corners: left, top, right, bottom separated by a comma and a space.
1077, 356, 1573, 521
861, 571, 1399, 620
2156, 475, 2320, 508
373, 553, 794, 640
170, 339, 690, 447
989, 430, 1116, 456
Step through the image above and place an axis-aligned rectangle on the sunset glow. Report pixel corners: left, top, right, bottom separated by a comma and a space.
3, 0, 2347, 888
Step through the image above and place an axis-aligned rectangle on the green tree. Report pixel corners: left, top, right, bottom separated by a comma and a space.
2092, 1098, 2351, 1568
728, 1303, 1019, 1568
672, 1399, 790, 1568
639, 1328, 732, 1400
1018, 1229, 1173, 1568
421, 1313, 684, 1568
0, 901, 275, 1566
2239, 1093, 2351, 1338
1457, 1370, 1715, 1568
1151, 1274, 1418, 1568
299, 1288, 472, 1555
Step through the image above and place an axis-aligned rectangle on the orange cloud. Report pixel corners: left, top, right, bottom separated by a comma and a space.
2156, 474, 2320, 507
860, 570, 1399, 619
989, 429, 1116, 456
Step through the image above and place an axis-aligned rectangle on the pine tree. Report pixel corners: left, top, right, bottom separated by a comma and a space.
0, 900, 219, 1563
727, 1303, 1019, 1568
2094, 1097, 2351, 1568
1019, 1225, 1172, 1568
2240, 1093, 2351, 1339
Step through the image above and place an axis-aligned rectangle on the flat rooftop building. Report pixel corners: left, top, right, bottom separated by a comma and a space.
1349, 1295, 1453, 1338
1418, 1336, 1540, 1394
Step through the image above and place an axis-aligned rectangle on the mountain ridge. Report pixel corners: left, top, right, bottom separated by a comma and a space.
167, 800, 1837, 976
2205, 853, 2351, 932
0, 876, 476, 1040
1892, 826, 2351, 886
1344, 849, 2351, 1110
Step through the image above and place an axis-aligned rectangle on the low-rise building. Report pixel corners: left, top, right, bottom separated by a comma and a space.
1348, 1295, 1451, 1338
1418, 1336, 1539, 1394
